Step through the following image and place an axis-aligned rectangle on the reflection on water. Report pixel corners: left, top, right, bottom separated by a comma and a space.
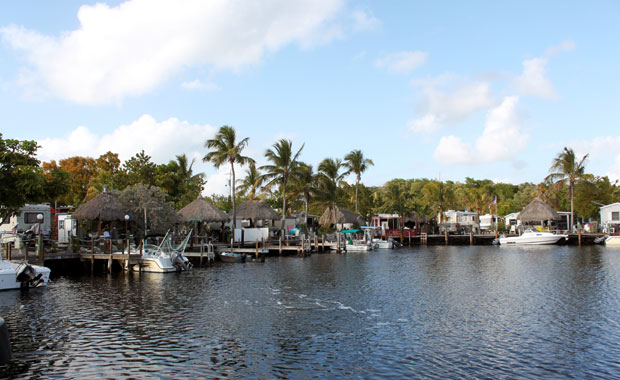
2, 246, 620, 379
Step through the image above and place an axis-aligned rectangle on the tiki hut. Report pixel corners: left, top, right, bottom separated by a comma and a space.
178, 198, 229, 223
518, 198, 560, 225
72, 191, 127, 236
235, 200, 280, 227
73, 191, 127, 222
319, 205, 365, 227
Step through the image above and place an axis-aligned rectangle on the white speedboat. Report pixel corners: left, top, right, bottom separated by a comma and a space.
0, 258, 50, 290
372, 238, 394, 249
346, 241, 373, 251
605, 235, 620, 246
132, 231, 193, 273
498, 230, 567, 245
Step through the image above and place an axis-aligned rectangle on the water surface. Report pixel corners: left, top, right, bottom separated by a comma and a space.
2, 246, 620, 379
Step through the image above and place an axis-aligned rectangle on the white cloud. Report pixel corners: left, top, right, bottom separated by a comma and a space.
38, 114, 216, 165
434, 96, 529, 164
515, 40, 575, 99
515, 57, 557, 99
376, 51, 428, 74
409, 75, 495, 134
1, 0, 344, 104
181, 79, 220, 91
351, 10, 380, 31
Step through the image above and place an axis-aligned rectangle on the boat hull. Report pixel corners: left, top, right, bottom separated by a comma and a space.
605, 236, 620, 246
499, 232, 567, 245
0, 262, 51, 290
135, 257, 178, 273
218, 252, 246, 263
346, 244, 372, 251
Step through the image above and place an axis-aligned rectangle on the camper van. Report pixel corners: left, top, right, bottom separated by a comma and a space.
0, 204, 51, 236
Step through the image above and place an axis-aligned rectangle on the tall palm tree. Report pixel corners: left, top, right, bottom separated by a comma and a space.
343, 149, 374, 213
203, 126, 254, 233
237, 161, 264, 200
422, 180, 455, 232
545, 147, 589, 230
261, 139, 304, 232
315, 157, 346, 210
289, 162, 314, 227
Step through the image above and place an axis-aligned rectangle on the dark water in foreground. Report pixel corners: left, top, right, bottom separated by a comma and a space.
2, 246, 620, 379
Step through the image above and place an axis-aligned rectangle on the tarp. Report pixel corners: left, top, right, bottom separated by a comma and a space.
340, 229, 361, 234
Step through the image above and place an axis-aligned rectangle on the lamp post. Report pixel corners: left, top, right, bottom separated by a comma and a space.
36, 213, 43, 262
124, 214, 130, 255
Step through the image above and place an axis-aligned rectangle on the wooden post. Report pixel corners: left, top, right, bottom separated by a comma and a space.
301, 238, 305, 256
470, 230, 474, 245
445, 230, 449, 245
578, 229, 582, 246
408, 231, 411, 246
7, 243, 11, 261
107, 253, 112, 273
279, 236, 282, 255
255, 240, 259, 260
200, 237, 204, 267
322, 235, 325, 252
241, 229, 245, 247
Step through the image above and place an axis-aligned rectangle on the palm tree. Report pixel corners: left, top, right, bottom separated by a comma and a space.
203, 126, 254, 234
422, 180, 455, 233
315, 157, 346, 210
289, 162, 315, 227
261, 139, 304, 233
343, 150, 374, 213
545, 147, 589, 230
236, 161, 264, 200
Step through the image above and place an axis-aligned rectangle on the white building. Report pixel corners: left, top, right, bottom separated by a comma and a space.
600, 202, 620, 233
439, 210, 480, 234
479, 214, 499, 231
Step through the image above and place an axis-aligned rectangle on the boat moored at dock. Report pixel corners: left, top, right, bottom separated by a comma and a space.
498, 230, 567, 245
0, 258, 50, 290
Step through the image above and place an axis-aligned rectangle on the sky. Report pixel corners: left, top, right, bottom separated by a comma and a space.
1, 0, 619, 196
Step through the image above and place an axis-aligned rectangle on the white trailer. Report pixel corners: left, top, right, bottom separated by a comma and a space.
0, 204, 51, 235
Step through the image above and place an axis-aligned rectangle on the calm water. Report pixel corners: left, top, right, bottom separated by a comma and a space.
2, 246, 620, 379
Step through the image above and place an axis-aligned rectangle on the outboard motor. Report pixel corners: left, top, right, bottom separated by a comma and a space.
15, 263, 43, 289
170, 252, 192, 272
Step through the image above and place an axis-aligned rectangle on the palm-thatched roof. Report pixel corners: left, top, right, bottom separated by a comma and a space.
319, 205, 365, 226
518, 198, 560, 222
178, 198, 229, 223
236, 200, 280, 220
72, 191, 127, 221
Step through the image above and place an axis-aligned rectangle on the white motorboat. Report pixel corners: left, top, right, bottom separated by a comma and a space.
498, 230, 567, 245
0, 258, 50, 290
605, 235, 620, 246
132, 230, 193, 273
372, 238, 394, 249
346, 241, 373, 251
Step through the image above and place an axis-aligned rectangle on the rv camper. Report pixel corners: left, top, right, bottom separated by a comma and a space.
0, 204, 51, 236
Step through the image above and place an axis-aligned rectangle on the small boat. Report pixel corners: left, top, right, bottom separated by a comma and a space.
498, 230, 567, 245
133, 230, 193, 273
217, 251, 246, 263
0, 257, 50, 290
605, 235, 620, 246
372, 238, 394, 249
341, 229, 373, 252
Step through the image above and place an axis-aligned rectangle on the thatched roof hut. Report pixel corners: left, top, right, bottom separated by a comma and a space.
178, 198, 229, 223
518, 198, 560, 222
72, 191, 127, 221
236, 200, 280, 221
319, 205, 365, 226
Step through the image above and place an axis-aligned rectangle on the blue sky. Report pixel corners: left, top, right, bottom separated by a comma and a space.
1, 1, 619, 195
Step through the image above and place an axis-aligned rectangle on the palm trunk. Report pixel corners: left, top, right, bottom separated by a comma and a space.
570, 183, 574, 231
355, 176, 359, 214
305, 194, 309, 228
282, 181, 287, 235
231, 162, 236, 238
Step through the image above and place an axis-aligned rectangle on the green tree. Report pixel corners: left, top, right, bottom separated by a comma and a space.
123, 150, 157, 187
203, 126, 254, 233
236, 161, 264, 200
422, 181, 455, 231
315, 157, 346, 211
343, 149, 374, 213
156, 154, 205, 208
118, 184, 178, 238
261, 139, 304, 231
545, 147, 589, 229
289, 162, 315, 226
0, 135, 46, 223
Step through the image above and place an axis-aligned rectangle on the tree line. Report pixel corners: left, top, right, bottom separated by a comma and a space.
2, 128, 619, 231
